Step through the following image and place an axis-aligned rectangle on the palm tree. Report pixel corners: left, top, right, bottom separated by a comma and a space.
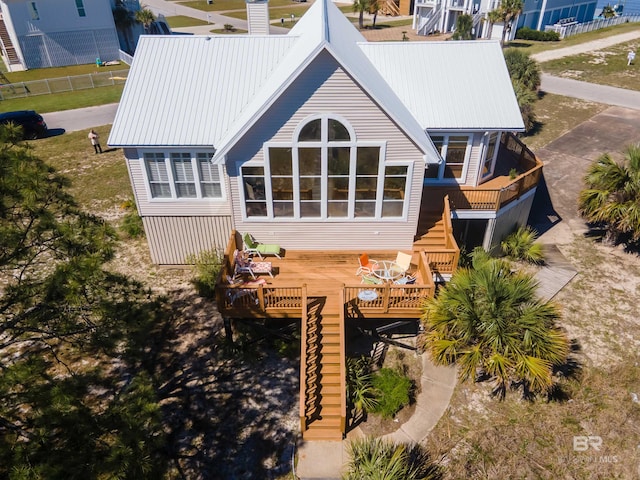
421, 249, 569, 399
452, 14, 474, 40
601, 4, 616, 18
352, 0, 371, 29
135, 6, 156, 34
503, 48, 540, 92
578, 145, 640, 245
112, 2, 136, 53
488, 0, 523, 46
344, 437, 441, 480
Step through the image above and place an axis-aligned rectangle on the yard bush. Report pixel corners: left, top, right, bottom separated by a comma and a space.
119, 199, 144, 238
187, 248, 224, 298
346, 356, 378, 413
501, 225, 545, 264
370, 368, 413, 419
515, 27, 560, 41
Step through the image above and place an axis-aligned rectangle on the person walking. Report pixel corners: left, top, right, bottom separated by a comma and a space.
88, 129, 102, 154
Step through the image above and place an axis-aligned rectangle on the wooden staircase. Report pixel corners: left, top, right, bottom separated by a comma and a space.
414, 210, 447, 250
300, 286, 346, 441
0, 14, 21, 67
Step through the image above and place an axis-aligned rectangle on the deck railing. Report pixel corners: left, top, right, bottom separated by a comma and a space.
299, 286, 309, 433
433, 133, 543, 212
344, 253, 435, 316
338, 288, 347, 434
421, 196, 460, 276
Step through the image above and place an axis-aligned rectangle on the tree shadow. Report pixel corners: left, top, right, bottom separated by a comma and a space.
138, 288, 299, 479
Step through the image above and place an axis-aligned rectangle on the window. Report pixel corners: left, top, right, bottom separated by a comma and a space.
241, 116, 408, 220
171, 153, 196, 198
75, 0, 86, 17
481, 132, 500, 179
425, 134, 471, 182
145, 153, 170, 198
144, 151, 223, 200
28, 2, 39, 20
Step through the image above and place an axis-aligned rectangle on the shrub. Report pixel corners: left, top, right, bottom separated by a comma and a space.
187, 248, 224, 298
515, 27, 560, 41
370, 368, 413, 419
346, 356, 378, 413
344, 437, 441, 480
119, 199, 144, 238
224, 23, 235, 31
501, 225, 544, 264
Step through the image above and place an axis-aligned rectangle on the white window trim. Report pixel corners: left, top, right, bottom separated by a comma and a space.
140, 150, 226, 202
477, 131, 501, 184
423, 133, 472, 185
237, 115, 410, 222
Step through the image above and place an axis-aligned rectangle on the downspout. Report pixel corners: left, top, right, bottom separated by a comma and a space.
536, 0, 548, 30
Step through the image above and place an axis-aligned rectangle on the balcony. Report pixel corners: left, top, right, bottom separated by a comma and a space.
423, 132, 543, 212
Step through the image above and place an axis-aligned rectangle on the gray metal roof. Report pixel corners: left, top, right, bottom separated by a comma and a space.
109, 0, 523, 151
359, 41, 525, 131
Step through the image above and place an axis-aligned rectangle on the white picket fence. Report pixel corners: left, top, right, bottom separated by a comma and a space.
545, 14, 640, 39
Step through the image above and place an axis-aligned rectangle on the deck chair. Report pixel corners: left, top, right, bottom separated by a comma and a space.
361, 273, 383, 285
394, 251, 413, 274
356, 253, 379, 276
233, 249, 273, 279
243, 232, 282, 259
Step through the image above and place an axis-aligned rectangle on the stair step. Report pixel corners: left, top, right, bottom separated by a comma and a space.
319, 405, 343, 416
321, 385, 343, 395
321, 344, 341, 355
303, 428, 343, 441
321, 393, 342, 405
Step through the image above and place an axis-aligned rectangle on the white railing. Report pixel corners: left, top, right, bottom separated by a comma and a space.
118, 49, 134, 65
544, 14, 640, 39
417, 3, 443, 35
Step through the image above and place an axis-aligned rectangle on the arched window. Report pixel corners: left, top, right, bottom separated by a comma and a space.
240, 116, 409, 220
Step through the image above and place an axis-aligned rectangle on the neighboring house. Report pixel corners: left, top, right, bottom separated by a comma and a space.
109, 0, 540, 268
412, 0, 596, 38
0, 0, 120, 71
516, 0, 597, 31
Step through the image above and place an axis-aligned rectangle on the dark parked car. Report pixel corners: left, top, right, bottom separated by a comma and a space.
0, 110, 48, 139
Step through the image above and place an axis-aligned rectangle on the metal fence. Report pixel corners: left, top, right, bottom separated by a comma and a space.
545, 15, 640, 39
0, 68, 129, 101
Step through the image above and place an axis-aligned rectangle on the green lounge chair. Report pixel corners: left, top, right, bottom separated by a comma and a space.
243, 233, 282, 259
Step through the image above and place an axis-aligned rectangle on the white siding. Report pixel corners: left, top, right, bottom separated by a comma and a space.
247, 2, 270, 35
125, 149, 233, 217
463, 133, 483, 186
226, 52, 425, 252
488, 190, 536, 252
143, 216, 233, 265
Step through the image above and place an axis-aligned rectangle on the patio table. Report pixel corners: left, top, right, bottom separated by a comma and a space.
358, 289, 378, 301
373, 260, 404, 281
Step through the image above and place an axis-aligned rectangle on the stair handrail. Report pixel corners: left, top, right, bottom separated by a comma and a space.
338, 286, 347, 434
417, 3, 442, 35
299, 284, 309, 433
442, 195, 460, 272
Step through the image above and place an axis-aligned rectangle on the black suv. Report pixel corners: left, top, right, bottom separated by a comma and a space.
0, 110, 48, 139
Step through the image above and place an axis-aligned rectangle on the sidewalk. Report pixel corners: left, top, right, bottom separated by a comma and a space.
540, 74, 640, 110
531, 30, 640, 62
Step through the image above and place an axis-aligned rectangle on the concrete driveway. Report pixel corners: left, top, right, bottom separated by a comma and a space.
531, 105, 640, 241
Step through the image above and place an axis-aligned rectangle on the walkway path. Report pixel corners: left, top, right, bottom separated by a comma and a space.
540, 74, 640, 110
531, 30, 640, 62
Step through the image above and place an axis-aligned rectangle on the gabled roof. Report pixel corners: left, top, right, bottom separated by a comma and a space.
359, 41, 524, 131
109, 0, 523, 154
210, 0, 436, 163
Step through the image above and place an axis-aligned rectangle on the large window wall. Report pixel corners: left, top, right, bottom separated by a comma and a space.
240, 116, 410, 220
424, 133, 471, 182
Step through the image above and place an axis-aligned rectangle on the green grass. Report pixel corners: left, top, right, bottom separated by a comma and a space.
180, 0, 297, 12
223, 4, 310, 21
2, 63, 127, 83
0, 85, 124, 114
28, 126, 132, 214
522, 93, 608, 150
165, 15, 209, 27
540, 39, 640, 91
508, 21, 640, 56
210, 27, 248, 33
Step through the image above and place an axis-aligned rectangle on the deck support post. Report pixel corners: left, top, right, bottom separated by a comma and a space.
223, 317, 234, 344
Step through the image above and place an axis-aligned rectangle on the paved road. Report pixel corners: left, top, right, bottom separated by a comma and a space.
540, 73, 640, 110
42, 103, 119, 133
